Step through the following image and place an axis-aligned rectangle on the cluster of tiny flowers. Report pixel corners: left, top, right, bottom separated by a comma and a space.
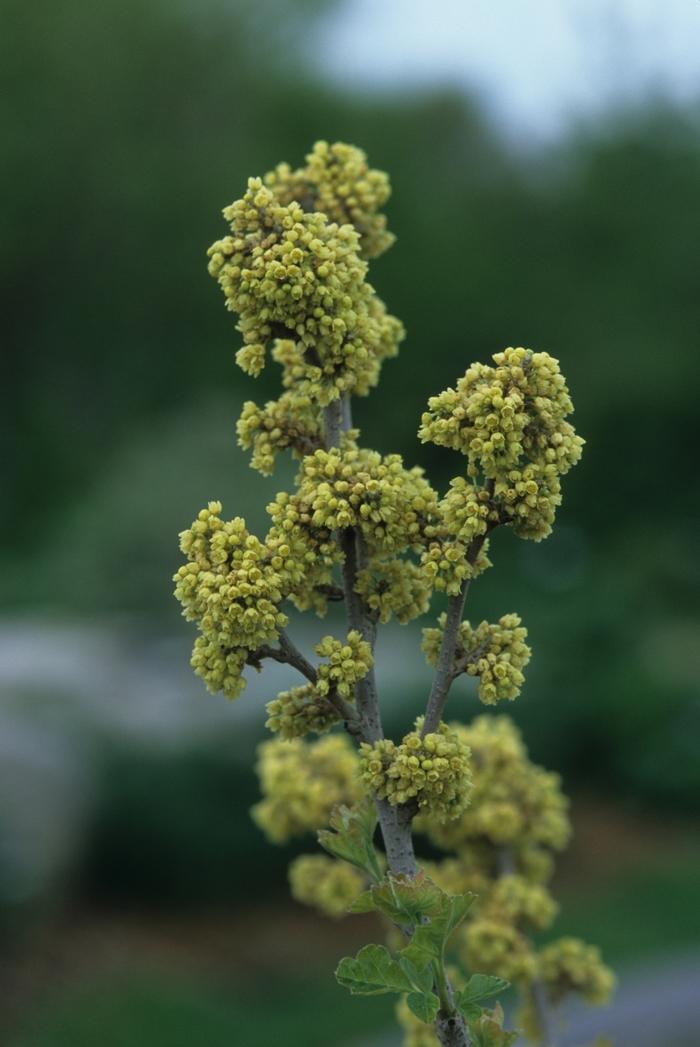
482, 874, 558, 932
288, 853, 365, 917
419, 348, 583, 540
236, 391, 322, 475
265, 684, 340, 739
264, 140, 394, 259
263, 633, 371, 740
314, 630, 373, 698
460, 918, 538, 984
493, 462, 562, 541
265, 491, 342, 615
252, 735, 361, 844
207, 176, 402, 405
287, 446, 438, 555
355, 557, 432, 624
422, 613, 531, 704
420, 536, 492, 596
538, 938, 615, 1005
420, 854, 492, 900
424, 717, 570, 858
438, 477, 495, 544
359, 719, 472, 821
173, 502, 288, 699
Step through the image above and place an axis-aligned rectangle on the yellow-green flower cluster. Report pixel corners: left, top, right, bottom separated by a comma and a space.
264, 140, 394, 259
419, 348, 583, 541
265, 492, 342, 615
422, 613, 531, 704
288, 853, 366, 917
419, 348, 582, 477
425, 717, 570, 859
188, 636, 248, 702
420, 855, 491, 900
493, 462, 562, 541
207, 176, 403, 405
236, 391, 322, 475
265, 684, 340, 739
264, 630, 373, 737
538, 938, 615, 1005
284, 446, 438, 554
483, 874, 558, 932
420, 537, 492, 596
315, 630, 373, 698
355, 557, 431, 624
359, 719, 471, 821
438, 477, 495, 544
252, 735, 361, 844
418, 477, 495, 593
460, 918, 538, 984
173, 502, 288, 699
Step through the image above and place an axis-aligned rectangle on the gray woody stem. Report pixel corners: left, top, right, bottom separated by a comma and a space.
421, 537, 487, 736
422, 578, 471, 737
323, 398, 470, 1047
323, 397, 416, 871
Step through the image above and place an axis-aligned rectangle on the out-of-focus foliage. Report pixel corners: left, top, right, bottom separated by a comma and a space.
2, 0, 698, 812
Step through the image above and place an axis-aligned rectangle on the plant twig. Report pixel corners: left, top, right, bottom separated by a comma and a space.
422, 481, 496, 736
323, 398, 470, 1047
422, 577, 471, 737
253, 633, 361, 728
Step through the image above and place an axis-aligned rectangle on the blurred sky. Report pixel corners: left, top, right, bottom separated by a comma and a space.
315, 0, 700, 138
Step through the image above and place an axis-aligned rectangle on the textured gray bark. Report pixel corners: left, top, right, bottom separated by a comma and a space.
323, 397, 470, 1047
422, 580, 470, 737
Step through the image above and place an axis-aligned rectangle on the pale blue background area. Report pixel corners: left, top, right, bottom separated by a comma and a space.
314, 0, 700, 138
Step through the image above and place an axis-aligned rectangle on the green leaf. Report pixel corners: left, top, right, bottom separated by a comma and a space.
460, 1002, 484, 1022
348, 870, 447, 924
468, 1003, 518, 1047
400, 923, 444, 968
398, 957, 435, 995
335, 944, 414, 996
406, 991, 440, 1024
318, 800, 381, 880
457, 974, 510, 1009
399, 891, 475, 967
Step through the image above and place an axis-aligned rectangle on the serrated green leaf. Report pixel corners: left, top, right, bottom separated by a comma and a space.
347, 889, 376, 913
335, 944, 414, 996
400, 922, 444, 968
457, 974, 510, 1009
348, 870, 447, 924
318, 799, 381, 880
399, 956, 435, 995
406, 991, 440, 1024
444, 892, 475, 935
399, 891, 475, 967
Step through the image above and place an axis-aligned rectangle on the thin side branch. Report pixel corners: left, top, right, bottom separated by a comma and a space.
422, 576, 471, 737
422, 482, 496, 736
253, 633, 361, 728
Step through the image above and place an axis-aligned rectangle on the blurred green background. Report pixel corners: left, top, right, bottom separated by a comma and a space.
2, 1, 699, 1044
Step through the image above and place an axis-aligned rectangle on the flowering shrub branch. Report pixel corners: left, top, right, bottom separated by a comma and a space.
174, 141, 614, 1047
